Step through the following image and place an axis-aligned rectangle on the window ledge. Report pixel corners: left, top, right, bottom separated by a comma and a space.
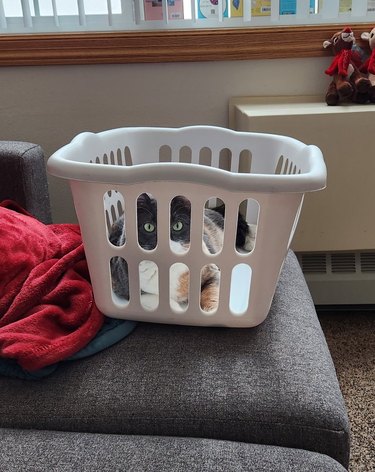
0, 23, 372, 66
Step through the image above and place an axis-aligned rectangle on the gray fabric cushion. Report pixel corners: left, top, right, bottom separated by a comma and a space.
0, 252, 350, 468
0, 141, 52, 223
0, 428, 347, 472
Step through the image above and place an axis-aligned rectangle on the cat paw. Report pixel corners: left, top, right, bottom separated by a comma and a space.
200, 281, 219, 312
243, 223, 257, 252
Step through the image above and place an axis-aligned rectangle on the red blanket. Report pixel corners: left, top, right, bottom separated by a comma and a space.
0, 201, 104, 371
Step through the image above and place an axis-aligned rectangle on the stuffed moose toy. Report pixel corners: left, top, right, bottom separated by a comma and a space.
323, 26, 371, 105
360, 26, 375, 102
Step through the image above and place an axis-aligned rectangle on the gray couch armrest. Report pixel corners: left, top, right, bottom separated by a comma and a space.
0, 141, 52, 223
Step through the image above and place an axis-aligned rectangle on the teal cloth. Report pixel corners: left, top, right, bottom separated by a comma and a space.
0, 318, 137, 380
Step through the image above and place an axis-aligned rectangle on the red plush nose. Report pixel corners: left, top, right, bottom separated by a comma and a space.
343, 26, 352, 33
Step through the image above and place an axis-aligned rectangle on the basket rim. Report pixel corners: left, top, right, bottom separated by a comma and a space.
47, 125, 327, 194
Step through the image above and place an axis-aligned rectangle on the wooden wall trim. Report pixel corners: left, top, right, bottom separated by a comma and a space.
0, 24, 372, 66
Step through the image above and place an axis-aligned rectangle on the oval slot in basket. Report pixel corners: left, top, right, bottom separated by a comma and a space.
229, 264, 252, 315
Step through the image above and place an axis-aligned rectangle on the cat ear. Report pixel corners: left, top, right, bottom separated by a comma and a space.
137, 193, 156, 213
172, 195, 191, 208
138, 193, 151, 205
211, 203, 225, 217
171, 196, 191, 218
137, 193, 157, 221
176, 195, 189, 204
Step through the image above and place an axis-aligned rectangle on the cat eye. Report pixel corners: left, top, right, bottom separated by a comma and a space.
172, 221, 184, 232
144, 222, 155, 233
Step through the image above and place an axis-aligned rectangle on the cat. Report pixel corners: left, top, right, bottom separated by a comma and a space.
109, 193, 255, 312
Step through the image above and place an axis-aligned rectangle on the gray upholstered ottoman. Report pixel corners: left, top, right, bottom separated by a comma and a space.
0, 429, 347, 471
0, 252, 350, 469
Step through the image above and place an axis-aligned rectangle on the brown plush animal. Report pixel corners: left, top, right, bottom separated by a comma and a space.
360, 27, 375, 102
323, 27, 371, 105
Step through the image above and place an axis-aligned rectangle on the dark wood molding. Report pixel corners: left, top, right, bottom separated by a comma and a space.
0, 23, 372, 66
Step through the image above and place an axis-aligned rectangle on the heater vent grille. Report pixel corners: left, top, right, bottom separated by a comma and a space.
296, 250, 375, 305
331, 252, 356, 273
297, 251, 375, 275
299, 253, 327, 273
360, 252, 375, 272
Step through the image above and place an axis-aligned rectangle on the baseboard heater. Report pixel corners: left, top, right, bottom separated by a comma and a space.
296, 251, 375, 305
230, 96, 375, 306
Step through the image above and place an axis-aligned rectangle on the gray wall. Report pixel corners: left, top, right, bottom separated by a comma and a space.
0, 57, 330, 222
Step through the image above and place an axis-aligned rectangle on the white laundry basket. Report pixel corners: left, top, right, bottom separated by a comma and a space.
47, 126, 326, 328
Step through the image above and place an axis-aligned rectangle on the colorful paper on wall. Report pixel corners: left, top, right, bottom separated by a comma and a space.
279, 0, 296, 14
231, 1, 271, 18
279, 0, 316, 14
198, 0, 228, 19
144, 0, 184, 21
317, 0, 364, 13
339, 0, 352, 13
231, 0, 317, 17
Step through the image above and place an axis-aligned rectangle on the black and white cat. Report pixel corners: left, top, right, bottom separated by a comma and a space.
109, 193, 255, 312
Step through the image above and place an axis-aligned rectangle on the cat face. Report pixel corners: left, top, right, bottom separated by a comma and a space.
137, 194, 191, 251
170, 195, 191, 252
137, 193, 158, 250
